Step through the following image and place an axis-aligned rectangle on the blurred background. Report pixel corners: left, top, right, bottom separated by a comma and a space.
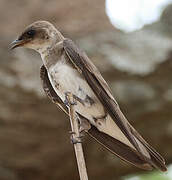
0, 0, 172, 179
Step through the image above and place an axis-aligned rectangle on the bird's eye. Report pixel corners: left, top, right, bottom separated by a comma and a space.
26, 30, 36, 37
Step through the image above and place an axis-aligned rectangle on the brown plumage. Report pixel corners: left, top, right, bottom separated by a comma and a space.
10, 21, 167, 171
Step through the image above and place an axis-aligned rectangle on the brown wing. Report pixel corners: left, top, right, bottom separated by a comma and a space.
39, 65, 157, 170
63, 39, 167, 171
63, 39, 140, 150
40, 65, 156, 170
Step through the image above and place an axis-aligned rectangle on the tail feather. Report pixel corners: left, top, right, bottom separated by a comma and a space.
130, 126, 167, 171
87, 125, 167, 171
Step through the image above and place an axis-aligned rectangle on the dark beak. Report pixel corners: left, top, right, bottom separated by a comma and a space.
9, 39, 26, 50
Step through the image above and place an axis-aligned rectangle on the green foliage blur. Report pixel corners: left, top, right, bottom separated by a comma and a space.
124, 165, 172, 180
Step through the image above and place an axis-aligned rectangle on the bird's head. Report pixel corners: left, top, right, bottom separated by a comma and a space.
10, 21, 63, 53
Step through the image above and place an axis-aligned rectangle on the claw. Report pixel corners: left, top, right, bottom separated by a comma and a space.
64, 98, 70, 106
64, 92, 77, 106
69, 130, 83, 144
70, 136, 82, 144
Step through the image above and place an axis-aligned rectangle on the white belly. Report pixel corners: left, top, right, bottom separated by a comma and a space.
47, 61, 138, 150
48, 61, 105, 125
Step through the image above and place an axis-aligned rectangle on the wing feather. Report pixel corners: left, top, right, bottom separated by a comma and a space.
63, 39, 141, 151
63, 38, 167, 171
40, 65, 155, 170
39, 40, 166, 171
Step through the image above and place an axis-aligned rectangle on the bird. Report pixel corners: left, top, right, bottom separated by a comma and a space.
10, 21, 167, 171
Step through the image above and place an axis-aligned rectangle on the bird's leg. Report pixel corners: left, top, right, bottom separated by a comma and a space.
69, 117, 88, 144
71, 136, 82, 144
69, 118, 91, 144
69, 130, 82, 144
65, 94, 81, 144
64, 92, 77, 106
65, 93, 90, 143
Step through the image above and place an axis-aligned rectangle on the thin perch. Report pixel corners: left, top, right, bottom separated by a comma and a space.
66, 93, 89, 180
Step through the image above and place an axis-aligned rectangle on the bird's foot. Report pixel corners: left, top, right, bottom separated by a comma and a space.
69, 131, 83, 144
70, 135, 82, 144
71, 137, 82, 144
64, 92, 77, 106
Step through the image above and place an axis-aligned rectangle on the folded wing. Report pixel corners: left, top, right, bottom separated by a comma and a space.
63, 39, 167, 171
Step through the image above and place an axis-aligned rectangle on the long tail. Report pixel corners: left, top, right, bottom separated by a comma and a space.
87, 125, 167, 171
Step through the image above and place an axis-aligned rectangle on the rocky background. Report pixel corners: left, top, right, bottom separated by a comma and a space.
0, 0, 172, 180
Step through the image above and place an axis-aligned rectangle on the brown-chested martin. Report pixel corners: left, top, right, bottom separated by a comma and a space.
10, 21, 167, 171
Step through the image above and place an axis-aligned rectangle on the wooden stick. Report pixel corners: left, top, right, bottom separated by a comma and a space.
66, 93, 88, 180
